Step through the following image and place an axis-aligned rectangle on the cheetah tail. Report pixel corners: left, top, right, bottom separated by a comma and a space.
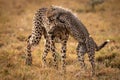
96, 39, 110, 51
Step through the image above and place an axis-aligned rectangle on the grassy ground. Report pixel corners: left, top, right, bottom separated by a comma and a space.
0, 0, 120, 80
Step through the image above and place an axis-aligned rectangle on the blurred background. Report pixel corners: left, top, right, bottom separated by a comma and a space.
0, 0, 120, 80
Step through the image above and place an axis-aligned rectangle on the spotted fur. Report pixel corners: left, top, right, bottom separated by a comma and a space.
26, 7, 69, 68
46, 6, 110, 75
26, 8, 49, 65
26, 6, 110, 75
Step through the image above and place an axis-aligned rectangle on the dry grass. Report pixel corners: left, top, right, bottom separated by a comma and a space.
0, 0, 120, 80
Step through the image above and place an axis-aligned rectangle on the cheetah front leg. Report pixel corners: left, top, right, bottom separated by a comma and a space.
50, 38, 58, 69
61, 40, 68, 73
42, 38, 51, 67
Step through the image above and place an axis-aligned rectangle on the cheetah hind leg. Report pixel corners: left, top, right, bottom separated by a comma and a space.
88, 52, 95, 76
76, 43, 87, 71
42, 39, 51, 68
26, 34, 42, 65
26, 43, 32, 65
75, 51, 86, 77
